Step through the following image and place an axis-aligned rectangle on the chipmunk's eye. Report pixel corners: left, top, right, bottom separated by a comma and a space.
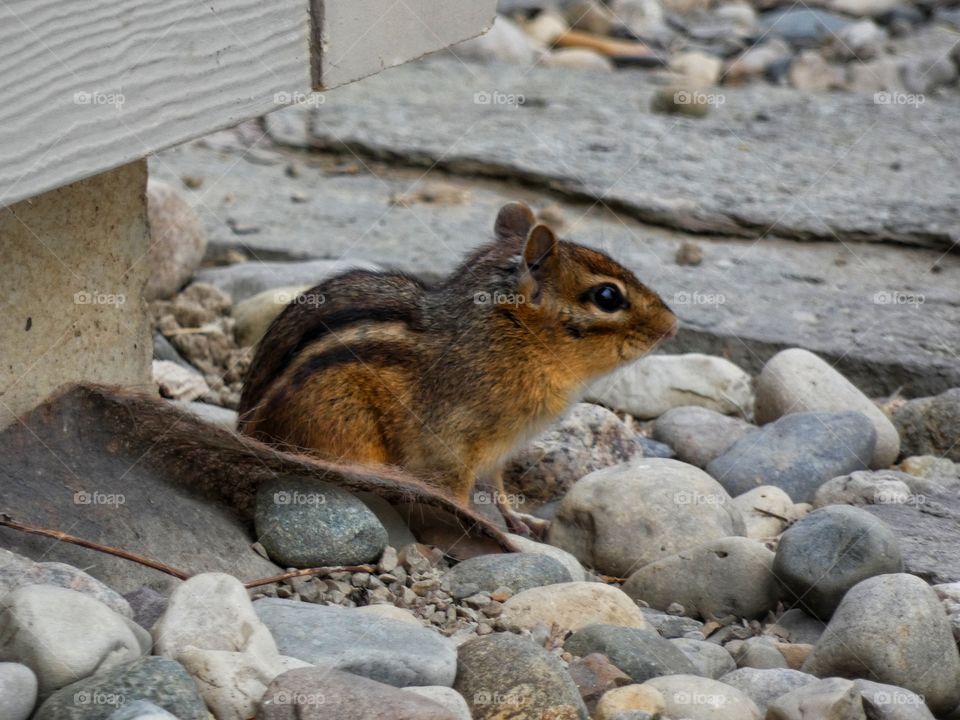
589, 283, 627, 312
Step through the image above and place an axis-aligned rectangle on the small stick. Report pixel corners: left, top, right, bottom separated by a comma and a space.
0, 515, 190, 580
244, 564, 377, 589
752, 507, 792, 523
0, 515, 378, 589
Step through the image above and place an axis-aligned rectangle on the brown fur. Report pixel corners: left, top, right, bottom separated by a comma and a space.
239, 202, 678, 505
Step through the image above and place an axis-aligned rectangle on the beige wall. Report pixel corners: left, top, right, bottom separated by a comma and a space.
0, 161, 152, 429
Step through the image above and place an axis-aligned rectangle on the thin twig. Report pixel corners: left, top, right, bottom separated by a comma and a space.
0, 515, 190, 580
752, 507, 792, 523
0, 515, 379, 589
244, 565, 377, 589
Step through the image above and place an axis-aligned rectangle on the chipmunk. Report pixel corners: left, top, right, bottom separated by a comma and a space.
238, 202, 678, 533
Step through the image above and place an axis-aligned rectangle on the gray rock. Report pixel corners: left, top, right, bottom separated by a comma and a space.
0, 390, 283, 595
144, 178, 207, 301
863, 489, 960, 583
0, 586, 149, 700
33, 657, 207, 720
169, 400, 237, 429
0, 549, 132, 618
152, 333, 193, 370
564, 624, 696, 683
653, 407, 755, 469
642, 675, 762, 719
107, 701, 179, 720
669, 639, 736, 679
802, 573, 960, 715
767, 677, 866, 720
635, 436, 674, 459
812, 469, 930, 509
0, 663, 37, 720
902, 56, 958, 95
774, 505, 903, 619
254, 598, 457, 687
549, 458, 745, 577
192, 258, 380, 303
122, 586, 168, 632
260, 668, 458, 719
854, 679, 935, 720
640, 608, 705, 639
254, 477, 388, 568
774, 608, 827, 645
893, 388, 960, 462
754, 348, 900, 468
719, 667, 818, 714
758, 8, 853, 44
443, 553, 571, 599
503, 403, 642, 507
455, 633, 588, 719
727, 638, 789, 669
505, 534, 587, 582
623, 537, 780, 621
896, 455, 960, 485
706, 411, 877, 502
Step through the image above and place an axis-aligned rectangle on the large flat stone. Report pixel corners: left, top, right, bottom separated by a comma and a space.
281, 58, 960, 252
863, 490, 960, 584
0, 386, 510, 594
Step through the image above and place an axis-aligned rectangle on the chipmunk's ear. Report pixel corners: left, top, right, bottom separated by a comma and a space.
518, 224, 558, 300
495, 202, 536, 240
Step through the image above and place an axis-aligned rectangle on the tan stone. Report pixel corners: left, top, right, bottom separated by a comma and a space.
595, 684, 666, 718
232, 284, 310, 347
775, 642, 814, 670
500, 582, 650, 632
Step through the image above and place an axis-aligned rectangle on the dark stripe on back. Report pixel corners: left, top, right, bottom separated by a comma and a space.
290, 340, 415, 388
275, 305, 419, 386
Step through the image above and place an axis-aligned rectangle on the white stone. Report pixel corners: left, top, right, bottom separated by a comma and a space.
732, 486, 795, 538
670, 51, 723, 88
0, 586, 148, 699
153, 572, 277, 658
177, 647, 300, 720
754, 348, 900, 468
0, 663, 37, 720
500, 582, 650, 632
523, 10, 568, 46
643, 674, 762, 719
549, 458, 745, 577
354, 604, 424, 625
402, 686, 472, 720
588, 353, 753, 419
232, 284, 311, 347
152, 360, 209, 402
152, 572, 288, 720
452, 15, 543, 65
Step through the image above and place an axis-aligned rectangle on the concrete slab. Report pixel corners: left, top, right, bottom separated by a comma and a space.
268, 57, 960, 252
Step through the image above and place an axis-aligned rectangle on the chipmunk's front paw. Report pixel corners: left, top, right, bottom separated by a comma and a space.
502, 509, 551, 541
